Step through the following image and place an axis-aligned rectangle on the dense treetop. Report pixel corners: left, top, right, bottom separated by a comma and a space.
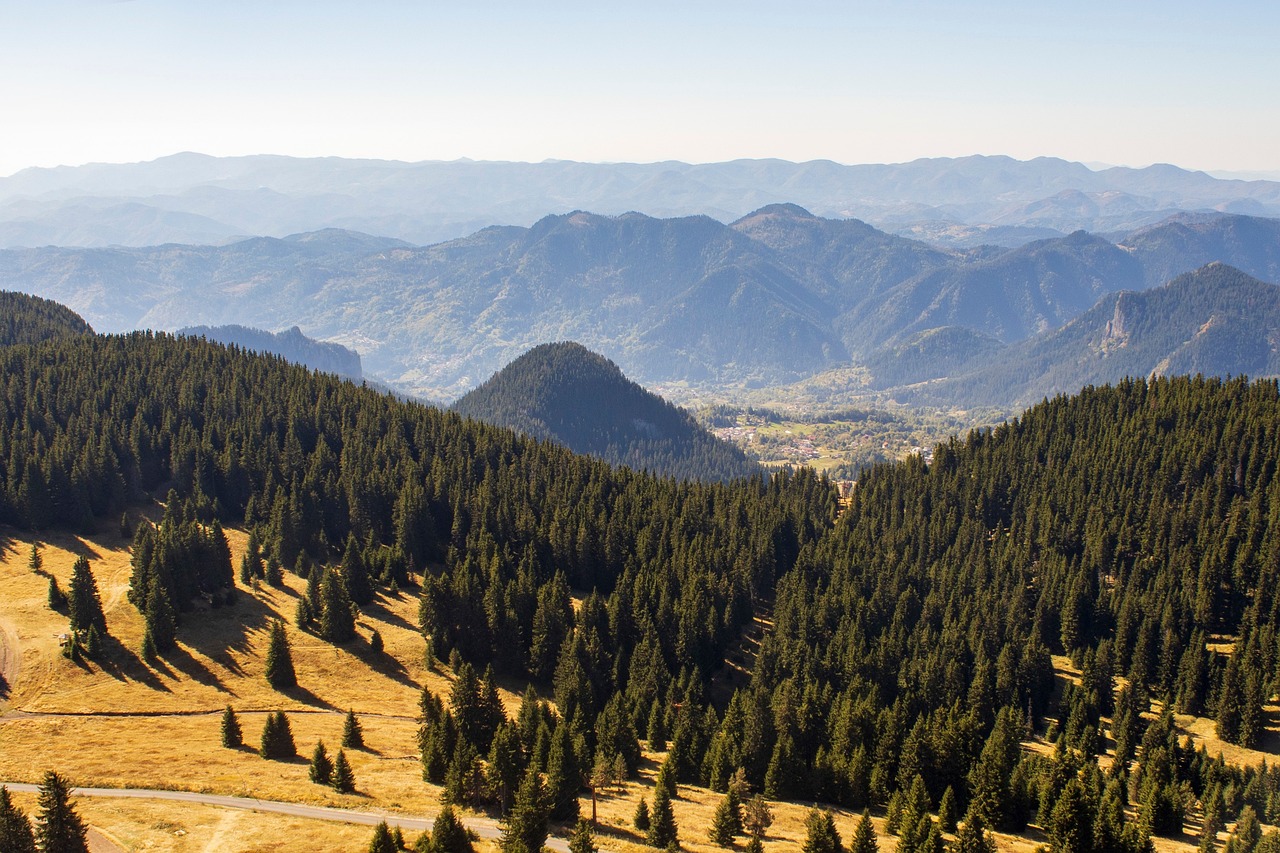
0, 290, 92, 346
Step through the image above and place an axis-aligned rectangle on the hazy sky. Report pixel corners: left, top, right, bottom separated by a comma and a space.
2, 0, 1277, 177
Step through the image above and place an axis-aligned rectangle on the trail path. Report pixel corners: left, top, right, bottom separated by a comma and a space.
0, 782, 575, 852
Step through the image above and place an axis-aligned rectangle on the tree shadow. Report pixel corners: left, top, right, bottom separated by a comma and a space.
163, 643, 233, 693
346, 638, 419, 691
0, 672, 8, 702
282, 683, 339, 711
179, 585, 276, 662
361, 594, 417, 632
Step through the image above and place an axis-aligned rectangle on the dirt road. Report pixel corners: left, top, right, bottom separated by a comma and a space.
0, 782, 575, 852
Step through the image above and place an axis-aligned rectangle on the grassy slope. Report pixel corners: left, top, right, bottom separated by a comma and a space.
0, 522, 1255, 852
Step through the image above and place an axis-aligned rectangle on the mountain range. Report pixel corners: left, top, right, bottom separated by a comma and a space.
3, 153, 1280, 249
2, 206, 1279, 409
177, 324, 363, 381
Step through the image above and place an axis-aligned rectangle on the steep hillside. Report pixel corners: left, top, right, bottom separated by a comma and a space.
1121, 212, 1280, 288
452, 342, 758, 482
904, 264, 1280, 408
0, 290, 93, 345
178, 324, 362, 380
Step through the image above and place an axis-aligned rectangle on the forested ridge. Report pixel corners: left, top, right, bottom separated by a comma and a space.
8, 290, 1280, 852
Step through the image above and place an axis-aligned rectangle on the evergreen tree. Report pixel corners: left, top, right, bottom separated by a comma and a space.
144, 583, 177, 653
47, 576, 67, 612
220, 705, 242, 748
344, 534, 375, 605
487, 721, 525, 815
501, 766, 550, 853
0, 786, 36, 853
333, 749, 356, 793
369, 821, 398, 853
954, 813, 996, 853
67, 555, 106, 637
634, 797, 651, 832
264, 620, 296, 689
310, 740, 334, 785
938, 786, 958, 833
647, 784, 678, 849
803, 807, 844, 853
417, 804, 474, 853
743, 795, 773, 840
34, 771, 89, 853
343, 709, 366, 749
295, 596, 312, 630
569, 819, 597, 853
27, 543, 41, 574
850, 812, 878, 853
259, 711, 297, 760
709, 789, 743, 847
320, 567, 357, 643
545, 720, 581, 822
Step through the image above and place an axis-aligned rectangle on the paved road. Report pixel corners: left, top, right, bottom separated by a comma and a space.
0, 782, 573, 852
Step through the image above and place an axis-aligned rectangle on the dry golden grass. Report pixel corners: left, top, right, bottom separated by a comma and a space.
0, 521, 1222, 853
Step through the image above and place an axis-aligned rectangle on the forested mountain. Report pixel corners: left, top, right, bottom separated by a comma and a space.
2, 152, 1278, 247
2, 210, 1278, 405
452, 342, 757, 482
6, 299, 1280, 851
178, 324, 362, 380
900, 264, 1280, 408
0, 290, 93, 345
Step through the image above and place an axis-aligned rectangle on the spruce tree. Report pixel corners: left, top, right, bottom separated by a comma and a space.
47, 576, 67, 612
709, 789, 742, 847
803, 807, 844, 853
220, 705, 243, 748
145, 583, 177, 653
260, 711, 297, 760
320, 567, 356, 643
647, 785, 678, 849
418, 804, 473, 853
569, 819, 597, 853
34, 771, 89, 853
743, 794, 773, 840
954, 813, 996, 853
545, 720, 580, 822
310, 740, 334, 785
501, 766, 549, 853
264, 620, 297, 689
850, 812, 878, 853
344, 534, 375, 605
0, 786, 36, 853
938, 786, 958, 833
27, 543, 41, 574
333, 749, 356, 793
67, 556, 106, 637
343, 708, 366, 749
634, 797, 651, 832
369, 820, 398, 853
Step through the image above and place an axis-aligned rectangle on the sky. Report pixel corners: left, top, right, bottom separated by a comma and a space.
1, 0, 1277, 177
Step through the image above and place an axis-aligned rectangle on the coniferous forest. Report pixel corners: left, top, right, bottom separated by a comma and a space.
6, 291, 1280, 851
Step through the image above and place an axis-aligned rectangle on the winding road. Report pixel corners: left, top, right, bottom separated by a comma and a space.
0, 782, 575, 852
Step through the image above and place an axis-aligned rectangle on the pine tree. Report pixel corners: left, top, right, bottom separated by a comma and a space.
259, 711, 297, 760
0, 786, 36, 853
369, 820, 398, 853
320, 568, 356, 643
850, 812, 878, 853
647, 784, 678, 849
220, 705, 243, 748
743, 794, 773, 840
145, 583, 177, 653
67, 555, 106, 637
501, 766, 550, 853
344, 534, 375, 605
295, 596, 312, 629
27, 543, 41, 574
954, 813, 996, 853
803, 807, 844, 853
569, 819, 597, 853
47, 576, 67, 612
634, 797, 651, 832
310, 740, 334, 785
264, 620, 297, 689
417, 804, 474, 853
938, 786, 958, 833
343, 709, 366, 749
34, 771, 89, 853
709, 789, 743, 847
333, 749, 356, 793
545, 720, 581, 822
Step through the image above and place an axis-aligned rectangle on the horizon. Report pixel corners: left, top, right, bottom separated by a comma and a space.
2, 2, 1278, 178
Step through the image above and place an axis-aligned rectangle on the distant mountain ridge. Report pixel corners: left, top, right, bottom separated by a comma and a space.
178, 324, 362, 380
2, 208, 1279, 406
2, 152, 1279, 248
452, 342, 758, 482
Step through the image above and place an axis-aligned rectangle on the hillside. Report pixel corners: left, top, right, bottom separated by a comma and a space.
902, 264, 1280, 408
178, 323, 362, 380
452, 342, 758, 482
0, 290, 93, 345
5, 306, 1280, 850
